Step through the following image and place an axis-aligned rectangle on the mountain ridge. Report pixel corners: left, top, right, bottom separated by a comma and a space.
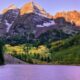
2, 4, 17, 14
0, 2, 79, 44
54, 10, 80, 27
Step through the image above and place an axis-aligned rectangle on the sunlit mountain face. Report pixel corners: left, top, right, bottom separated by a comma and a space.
2, 4, 17, 14
0, 1, 79, 41
20, 2, 46, 15
54, 11, 80, 27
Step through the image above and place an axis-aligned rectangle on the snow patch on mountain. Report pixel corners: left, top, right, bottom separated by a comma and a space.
36, 25, 44, 27
5, 20, 14, 32
43, 21, 55, 27
36, 20, 55, 27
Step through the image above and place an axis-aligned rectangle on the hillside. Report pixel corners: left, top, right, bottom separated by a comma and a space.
51, 45, 80, 64
4, 34, 80, 65
50, 34, 80, 64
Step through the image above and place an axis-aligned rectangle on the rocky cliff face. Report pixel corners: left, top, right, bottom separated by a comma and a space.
0, 4, 20, 37
54, 11, 80, 27
0, 2, 56, 39
0, 2, 79, 42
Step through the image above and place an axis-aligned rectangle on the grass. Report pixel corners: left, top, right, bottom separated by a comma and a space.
51, 45, 80, 65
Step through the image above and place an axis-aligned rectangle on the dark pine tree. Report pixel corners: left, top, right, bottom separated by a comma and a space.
0, 39, 5, 65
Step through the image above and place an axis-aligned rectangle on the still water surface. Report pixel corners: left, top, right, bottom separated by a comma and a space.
0, 65, 80, 80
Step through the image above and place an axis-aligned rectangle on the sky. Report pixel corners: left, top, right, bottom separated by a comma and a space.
0, 0, 80, 15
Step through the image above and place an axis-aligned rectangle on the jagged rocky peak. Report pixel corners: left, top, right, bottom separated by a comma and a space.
1, 4, 20, 33
7, 4, 17, 9
20, 2, 48, 17
54, 10, 80, 27
2, 4, 17, 14
20, 2, 34, 15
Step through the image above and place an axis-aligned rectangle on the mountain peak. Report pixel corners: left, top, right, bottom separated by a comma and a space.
54, 11, 80, 26
7, 4, 17, 10
2, 4, 17, 14
20, 2, 34, 15
20, 2, 47, 16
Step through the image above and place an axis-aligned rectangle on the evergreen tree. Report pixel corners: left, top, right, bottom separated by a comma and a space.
0, 39, 5, 65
